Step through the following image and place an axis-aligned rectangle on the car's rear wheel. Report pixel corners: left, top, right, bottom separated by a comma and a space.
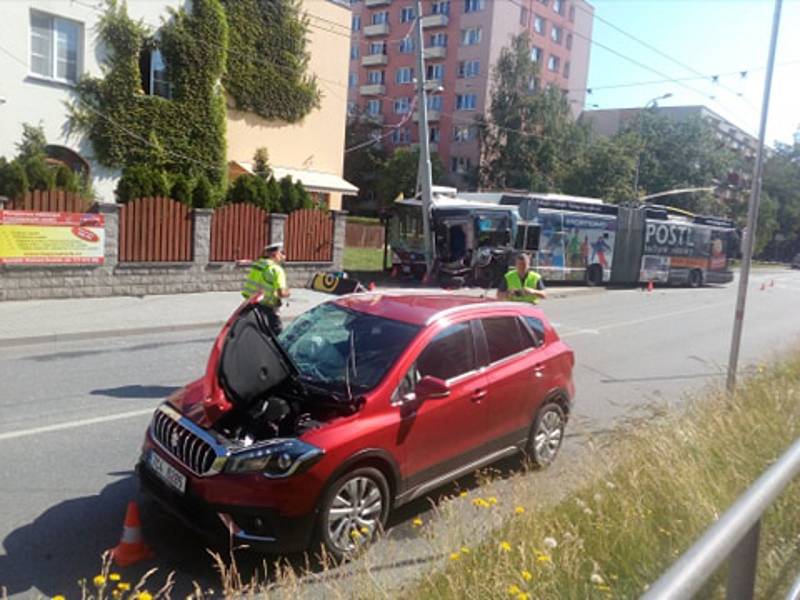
525, 402, 566, 469
316, 467, 390, 562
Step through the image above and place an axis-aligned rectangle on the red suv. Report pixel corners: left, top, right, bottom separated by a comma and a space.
138, 293, 575, 559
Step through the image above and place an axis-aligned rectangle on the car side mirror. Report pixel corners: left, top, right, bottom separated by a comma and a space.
414, 375, 451, 400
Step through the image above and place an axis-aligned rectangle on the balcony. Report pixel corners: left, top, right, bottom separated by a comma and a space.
366, 113, 385, 124
360, 84, 387, 96
423, 46, 447, 60
365, 0, 391, 5
421, 14, 449, 28
361, 54, 388, 66
413, 110, 441, 122
364, 23, 390, 37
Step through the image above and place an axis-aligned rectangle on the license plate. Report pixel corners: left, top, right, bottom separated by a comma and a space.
148, 451, 187, 494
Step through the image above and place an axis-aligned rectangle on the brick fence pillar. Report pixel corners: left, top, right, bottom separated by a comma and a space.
331, 210, 348, 271
193, 208, 213, 267
97, 203, 120, 267
269, 213, 287, 247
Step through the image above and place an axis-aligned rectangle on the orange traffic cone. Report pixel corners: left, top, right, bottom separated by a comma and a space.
647, 280, 654, 293
109, 501, 154, 567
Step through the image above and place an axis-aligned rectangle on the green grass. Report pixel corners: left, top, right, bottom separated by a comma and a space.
344, 246, 386, 272
412, 356, 800, 599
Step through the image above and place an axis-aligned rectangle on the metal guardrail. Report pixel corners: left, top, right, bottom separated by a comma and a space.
642, 437, 800, 600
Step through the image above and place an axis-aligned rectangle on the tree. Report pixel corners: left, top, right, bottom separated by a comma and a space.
757, 143, 800, 260
54, 165, 81, 193
24, 156, 55, 191
479, 33, 585, 192
375, 147, 445, 208
279, 175, 300, 212
228, 174, 259, 204
560, 135, 637, 202
16, 123, 48, 161
170, 174, 194, 204
342, 110, 388, 214
253, 147, 271, 179
266, 176, 281, 211
192, 173, 215, 208
0, 159, 29, 200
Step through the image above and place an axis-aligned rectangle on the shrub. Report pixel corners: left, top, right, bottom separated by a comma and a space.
0, 159, 29, 199
266, 176, 281, 212
227, 174, 258, 204
54, 165, 81, 193
116, 165, 154, 203
253, 147, 271, 179
24, 155, 55, 191
295, 180, 313, 209
151, 170, 171, 197
279, 175, 299, 213
170, 174, 195, 205
192, 173, 214, 208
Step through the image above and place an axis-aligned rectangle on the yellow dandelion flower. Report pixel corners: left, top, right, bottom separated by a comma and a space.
117, 583, 131, 592
507, 584, 522, 595
109, 574, 121, 582
521, 570, 533, 582
488, 496, 498, 505
516, 593, 531, 600
459, 490, 468, 497
360, 527, 370, 534
514, 506, 525, 515
52, 596, 66, 600
596, 584, 612, 592
136, 592, 153, 600
449, 552, 461, 561
499, 541, 512, 552
93, 575, 106, 588
537, 554, 552, 563
472, 498, 489, 508
412, 517, 423, 527
460, 546, 471, 554
350, 529, 362, 538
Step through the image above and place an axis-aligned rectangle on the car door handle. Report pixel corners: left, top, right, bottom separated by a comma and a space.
471, 389, 487, 403
532, 364, 545, 378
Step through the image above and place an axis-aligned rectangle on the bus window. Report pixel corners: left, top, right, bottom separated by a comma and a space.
515, 224, 540, 251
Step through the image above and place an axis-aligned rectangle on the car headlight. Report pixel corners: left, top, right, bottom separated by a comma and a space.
225, 439, 324, 478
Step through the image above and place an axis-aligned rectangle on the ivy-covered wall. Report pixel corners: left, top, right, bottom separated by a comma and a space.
222, 0, 320, 123
70, 0, 228, 189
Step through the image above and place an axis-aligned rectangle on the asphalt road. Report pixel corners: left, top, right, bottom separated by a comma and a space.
1, 269, 798, 597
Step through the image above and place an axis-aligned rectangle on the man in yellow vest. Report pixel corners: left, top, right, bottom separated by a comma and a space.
497, 253, 547, 304
242, 243, 290, 333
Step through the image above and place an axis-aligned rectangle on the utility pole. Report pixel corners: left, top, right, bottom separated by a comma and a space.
414, 0, 435, 276
726, 0, 783, 392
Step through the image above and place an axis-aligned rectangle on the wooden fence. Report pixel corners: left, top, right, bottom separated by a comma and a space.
118, 197, 192, 262
346, 222, 384, 248
5, 190, 94, 212
210, 203, 269, 262
285, 209, 334, 262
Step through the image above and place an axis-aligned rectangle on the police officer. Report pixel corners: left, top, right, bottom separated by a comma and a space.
497, 253, 547, 304
242, 243, 290, 333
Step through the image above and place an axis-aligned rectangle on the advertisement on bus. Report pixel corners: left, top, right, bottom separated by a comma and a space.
534, 211, 617, 282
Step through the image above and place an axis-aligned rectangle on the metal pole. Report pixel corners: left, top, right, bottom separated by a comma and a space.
726, 0, 783, 392
726, 520, 761, 600
414, 1, 435, 276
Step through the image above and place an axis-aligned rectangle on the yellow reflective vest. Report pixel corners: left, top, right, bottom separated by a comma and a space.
242, 259, 286, 308
504, 270, 543, 304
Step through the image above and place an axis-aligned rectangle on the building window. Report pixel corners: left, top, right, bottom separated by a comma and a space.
520, 6, 529, 26
553, 0, 563, 14
350, 44, 360, 59
531, 46, 542, 62
400, 6, 416, 22
551, 25, 563, 44
30, 11, 82, 83
427, 94, 443, 111
451, 156, 472, 174
533, 16, 545, 34
427, 63, 445, 81
539, 0, 549, 4
347, 101, 357, 115
394, 97, 411, 114
464, 0, 484, 13
432, 1, 451, 15
453, 125, 475, 141
430, 126, 440, 143
456, 94, 477, 110
396, 67, 414, 84
369, 41, 387, 55
399, 36, 414, 53
372, 11, 389, 25
140, 48, 172, 98
564, 61, 570, 78
528, 77, 539, 92
569, 4, 576, 21
430, 32, 448, 47
392, 127, 411, 144
458, 59, 480, 78
352, 15, 361, 31
367, 99, 382, 115
566, 33, 573, 50
547, 55, 560, 72
367, 70, 385, 84
348, 72, 358, 88
461, 27, 482, 46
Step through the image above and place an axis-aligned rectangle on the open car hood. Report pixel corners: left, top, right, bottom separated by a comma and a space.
202, 296, 300, 423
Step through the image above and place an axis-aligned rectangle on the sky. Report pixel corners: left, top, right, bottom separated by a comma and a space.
583, 0, 800, 145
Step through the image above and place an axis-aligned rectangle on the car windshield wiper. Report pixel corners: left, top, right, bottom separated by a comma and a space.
344, 330, 357, 406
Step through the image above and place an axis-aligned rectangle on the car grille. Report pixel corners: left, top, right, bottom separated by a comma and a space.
151, 407, 222, 476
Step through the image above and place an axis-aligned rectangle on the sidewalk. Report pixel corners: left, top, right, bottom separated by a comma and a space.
0, 285, 600, 347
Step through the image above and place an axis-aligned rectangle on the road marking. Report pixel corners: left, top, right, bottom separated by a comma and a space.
0, 407, 155, 442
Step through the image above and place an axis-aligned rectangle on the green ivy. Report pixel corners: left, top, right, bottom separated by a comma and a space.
222, 0, 320, 123
69, 0, 229, 193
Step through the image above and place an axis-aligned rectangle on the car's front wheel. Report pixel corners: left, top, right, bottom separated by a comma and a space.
316, 467, 390, 561
525, 402, 566, 469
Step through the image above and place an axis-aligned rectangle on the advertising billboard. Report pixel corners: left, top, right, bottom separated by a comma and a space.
0, 211, 105, 265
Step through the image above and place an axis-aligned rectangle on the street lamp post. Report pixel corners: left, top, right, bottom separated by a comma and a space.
633, 93, 673, 196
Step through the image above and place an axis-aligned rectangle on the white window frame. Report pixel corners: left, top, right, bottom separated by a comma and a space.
367, 99, 382, 115
369, 41, 387, 55
459, 59, 480, 78
352, 15, 361, 31
29, 10, 83, 84
350, 44, 360, 59
456, 94, 477, 110
429, 126, 440, 143
427, 94, 443, 111
427, 63, 445, 81
396, 67, 414, 84
547, 55, 560, 72
432, 1, 451, 15
464, 0, 484, 13
534, 16, 545, 34
430, 32, 448, 47
372, 11, 389, 25
367, 70, 385, 84
553, 0, 563, 14
394, 97, 411, 114
453, 125, 474, 142
399, 37, 415, 53
551, 25, 563, 43
531, 46, 542, 62
400, 6, 416, 22
348, 72, 358, 88
461, 27, 482, 46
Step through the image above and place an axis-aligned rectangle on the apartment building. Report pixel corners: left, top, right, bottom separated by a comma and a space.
347, 0, 594, 185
